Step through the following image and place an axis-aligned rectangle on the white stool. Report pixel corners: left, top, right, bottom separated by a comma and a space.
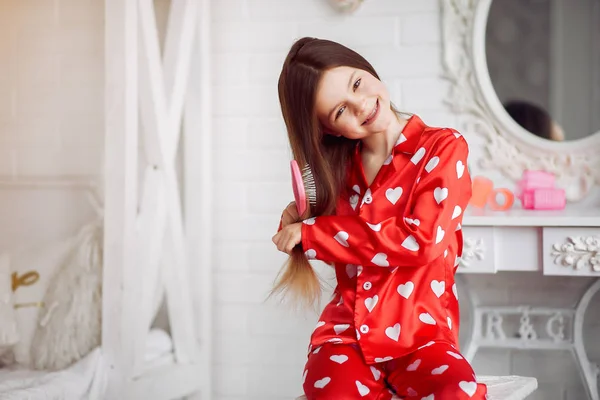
296, 375, 537, 400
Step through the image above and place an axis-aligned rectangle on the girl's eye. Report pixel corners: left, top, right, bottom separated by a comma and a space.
353, 78, 361, 90
335, 105, 346, 120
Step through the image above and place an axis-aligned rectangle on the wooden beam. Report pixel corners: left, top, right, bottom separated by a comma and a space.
102, 0, 139, 398
136, 0, 198, 368
163, 0, 198, 161
184, 0, 213, 395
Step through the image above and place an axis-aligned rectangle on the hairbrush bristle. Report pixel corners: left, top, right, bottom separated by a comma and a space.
301, 164, 316, 206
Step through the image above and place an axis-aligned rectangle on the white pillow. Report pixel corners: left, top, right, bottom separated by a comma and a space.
0, 253, 19, 360
30, 220, 103, 371
9, 238, 75, 367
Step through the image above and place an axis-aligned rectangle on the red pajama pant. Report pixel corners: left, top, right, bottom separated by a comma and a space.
302, 342, 487, 400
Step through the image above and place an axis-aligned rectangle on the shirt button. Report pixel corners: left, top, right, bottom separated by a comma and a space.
363, 281, 372, 290
360, 324, 369, 334
364, 195, 373, 204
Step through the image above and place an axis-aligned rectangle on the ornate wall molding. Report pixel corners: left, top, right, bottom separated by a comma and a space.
327, 0, 364, 13
551, 236, 600, 272
440, 0, 600, 202
459, 237, 485, 268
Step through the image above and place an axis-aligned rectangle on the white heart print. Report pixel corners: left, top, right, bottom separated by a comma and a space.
366, 222, 381, 231
444, 249, 448, 258
435, 226, 445, 244
422, 395, 434, 400
411, 147, 426, 164
431, 365, 449, 375
303, 217, 316, 225
452, 205, 462, 219
305, 249, 317, 259
302, 369, 308, 384
383, 154, 393, 165
395, 133, 407, 145
352, 185, 361, 194
355, 380, 370, 397
418, 341, 436, 350
433, 187, 448, 204
346, 264, 357, 279
385, 323, 401, 341
365, 295, 379, 313
314, 377, 331, 388
447, 316, 453, 330
397, 281, 415, 299
401, 235, 420, 251
374, 356, 393, 362
334, 231, 350, 247
357, 265, 363, 276
370, 366, 381, 381
459, 381, 478, 397
407, 387, 418, 397
333, 324, 350, 334
315, 321, 325, 329
371, 253, 389, 267
452, 283, 458, 300
404, 217, 420, 226
419, 313, 437, 325
425, 156, 440, 173
447, 351, 463, 360
430, 280, 445, 298
361, 189, 372, 207
456, 160, 465, 178
329, 355, 349, 364
406, 359, 421, 371
349, 194, 359, 210
385, 187, 403, 205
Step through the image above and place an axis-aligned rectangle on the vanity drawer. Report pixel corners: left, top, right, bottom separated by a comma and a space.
542, 227, 600, 276
457, 226, 496, 273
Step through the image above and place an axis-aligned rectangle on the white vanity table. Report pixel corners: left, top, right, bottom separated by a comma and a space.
457, 209, 600, 400
440, 0, 600, 398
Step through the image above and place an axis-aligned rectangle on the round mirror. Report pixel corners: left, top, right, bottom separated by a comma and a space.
485, 0, 600, 142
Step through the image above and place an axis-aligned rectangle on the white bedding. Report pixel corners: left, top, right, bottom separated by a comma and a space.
0, 329, 173, 400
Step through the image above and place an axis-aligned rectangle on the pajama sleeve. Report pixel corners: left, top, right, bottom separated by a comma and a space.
301, 132, 472, 268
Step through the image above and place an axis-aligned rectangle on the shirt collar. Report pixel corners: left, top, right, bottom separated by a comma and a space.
393, 114, 425, 155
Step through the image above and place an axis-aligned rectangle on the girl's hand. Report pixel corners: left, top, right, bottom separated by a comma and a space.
280, 201, 300, 229
272, 222, 303, 255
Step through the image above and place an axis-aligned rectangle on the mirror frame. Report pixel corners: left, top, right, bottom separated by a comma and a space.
441, 0, 600, 202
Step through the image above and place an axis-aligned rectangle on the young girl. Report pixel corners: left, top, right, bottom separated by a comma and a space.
272, 37, 487, 399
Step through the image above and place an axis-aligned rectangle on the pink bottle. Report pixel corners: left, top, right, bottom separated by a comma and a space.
515, 170, 555, 199
521, 188, 566, 210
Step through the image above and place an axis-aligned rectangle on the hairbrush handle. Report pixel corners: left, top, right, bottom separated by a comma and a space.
290, 160, 307, 216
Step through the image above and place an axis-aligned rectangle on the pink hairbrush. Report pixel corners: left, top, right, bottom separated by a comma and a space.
290, 160, 316, 216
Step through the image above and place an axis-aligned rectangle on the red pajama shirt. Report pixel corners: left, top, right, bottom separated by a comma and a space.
299, 115, 487, 399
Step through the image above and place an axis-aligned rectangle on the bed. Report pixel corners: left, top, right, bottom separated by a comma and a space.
0, 0, 213, 398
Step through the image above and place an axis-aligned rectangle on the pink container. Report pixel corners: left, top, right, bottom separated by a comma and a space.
516, 170, 556, 199
521, 188, 566, 210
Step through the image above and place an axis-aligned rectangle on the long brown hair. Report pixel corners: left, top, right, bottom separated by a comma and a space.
271, 37, 385, 310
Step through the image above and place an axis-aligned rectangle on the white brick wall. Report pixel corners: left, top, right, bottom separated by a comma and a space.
210, 1, 599, 400
1, 0, 598, 399
0, 0, 104, 180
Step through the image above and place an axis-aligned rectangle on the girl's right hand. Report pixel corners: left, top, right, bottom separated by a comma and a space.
279, 201, 300, 231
